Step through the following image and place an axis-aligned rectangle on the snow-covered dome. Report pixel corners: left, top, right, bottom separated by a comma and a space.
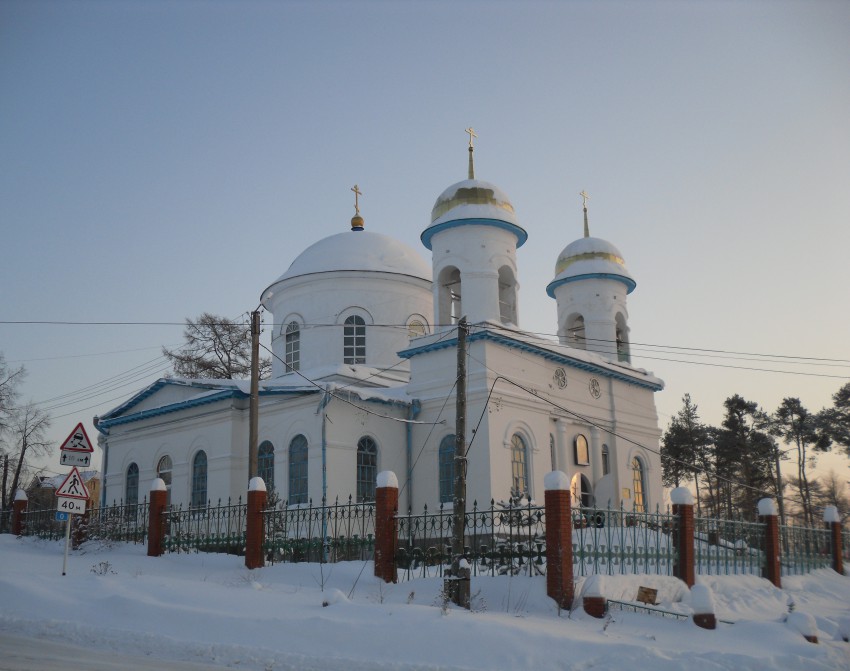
546, 236, 635, 297
421, 179, 527, 250
264, 230, 431, 290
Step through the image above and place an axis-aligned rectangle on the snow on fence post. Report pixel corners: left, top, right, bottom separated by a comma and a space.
147, 479, 168, 557
544, 471, 574, 609
374, 471, 399, 584
671, 487, 695, 588
12, 489, 27, 535
824, 506, 843, 576
690, 584, 717, 630
758, 498, 781, 588
246, 477, 267, 570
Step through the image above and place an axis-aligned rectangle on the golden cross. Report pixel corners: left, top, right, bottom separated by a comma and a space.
351, 184, 362, 214
465, 127, 477, 148
580, 190, 590, 209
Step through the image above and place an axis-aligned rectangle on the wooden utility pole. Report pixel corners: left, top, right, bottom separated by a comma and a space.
248, 309, 260, 480
448, 317, 470, 608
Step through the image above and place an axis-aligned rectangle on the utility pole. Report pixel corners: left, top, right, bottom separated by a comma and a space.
248, 309, 260, 480
448, 317, 470, 609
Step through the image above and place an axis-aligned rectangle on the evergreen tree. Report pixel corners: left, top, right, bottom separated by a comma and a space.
661, 394, 711, 514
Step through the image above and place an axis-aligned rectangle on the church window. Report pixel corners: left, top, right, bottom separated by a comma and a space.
258, 441, 275, 492
285, 322, 300, 372
510, 433, 529, 498
343, 315, 366, 364
125, 463, 139, 507
288, 435, 308, 504
356, 436, 378, 502
632, 456, 646, 513
191, 451, 208, 508
574, 434, 590, 466
566, 314, 586, 350
498, 266, 517, 324
408, 318, 427, 338
438, 435, 455, 504
616, 313, 630, 363
156, 455, 172, 505
601, 444, 610, 476
570, 473, 593, 509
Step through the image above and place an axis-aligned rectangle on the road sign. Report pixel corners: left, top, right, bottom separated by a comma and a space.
57, 497, 86, 514
55, 466, 90, 500
59, 422, 94, 453
55, 511, 70, 522
60, 451, 92, 467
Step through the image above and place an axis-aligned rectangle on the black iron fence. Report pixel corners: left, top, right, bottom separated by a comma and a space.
162, 498, 247, 554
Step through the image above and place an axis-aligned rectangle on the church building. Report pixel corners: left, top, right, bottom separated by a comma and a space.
95, 137, 664, 513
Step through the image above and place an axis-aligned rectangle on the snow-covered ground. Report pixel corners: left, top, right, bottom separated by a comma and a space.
0, 535, 848, 670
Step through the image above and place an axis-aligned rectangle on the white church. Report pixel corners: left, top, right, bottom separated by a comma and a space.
94, 140, 664, 514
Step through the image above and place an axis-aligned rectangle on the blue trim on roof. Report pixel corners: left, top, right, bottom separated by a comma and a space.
97, 389, 243, 430
546, 272, 636, 298
421, 218, 528, 250
399, 330, 662, 392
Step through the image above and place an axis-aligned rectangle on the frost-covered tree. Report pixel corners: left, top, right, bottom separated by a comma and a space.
162, 313, 270, 380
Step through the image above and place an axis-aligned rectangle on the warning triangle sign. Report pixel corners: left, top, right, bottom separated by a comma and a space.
56, 466, 90, 500
59, 422, 94, 453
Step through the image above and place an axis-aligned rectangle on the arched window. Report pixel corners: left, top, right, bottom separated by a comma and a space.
438, 267, 462, 325
498, 266, 517, 324
574, 434, 590, 466
407, 319, 427, 339
632, 456, 646, 512
510, 434, 529, 498
191, 451, 207, 508
125, 463, 139, 506
601, 444, 610, 476
285, 322, 300, 372
566, 314, 586, 349
570, 473, 593, 509
288, 435, 308, 504
616, 313, 630, 363
156, 455, 172, 504
356, 436, 378, 502
439, 435, 456, 504
258, 441, 275, 491
343, 315, 366, 364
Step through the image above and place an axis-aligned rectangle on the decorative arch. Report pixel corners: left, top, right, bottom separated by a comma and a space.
407, 314, 430, 339
437, 266, 462, 325
497, 265, 518, 324
565, 313, 586, 349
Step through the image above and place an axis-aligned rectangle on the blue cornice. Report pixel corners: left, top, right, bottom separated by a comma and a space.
399, 330, 662, 392
546, 272, 636, 298
421, 218, 528, 250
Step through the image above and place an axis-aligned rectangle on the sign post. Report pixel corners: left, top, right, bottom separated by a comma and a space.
55, 466, 90, 576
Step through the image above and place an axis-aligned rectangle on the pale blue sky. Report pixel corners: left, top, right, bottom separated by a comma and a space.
2, 0, 848, 479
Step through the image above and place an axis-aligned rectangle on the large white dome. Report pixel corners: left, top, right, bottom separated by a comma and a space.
546, 236, 635, 296
266, 230, 432, 288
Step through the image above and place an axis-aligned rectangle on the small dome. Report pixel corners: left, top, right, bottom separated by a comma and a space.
262, 230, 431, 299
421, 179, 527, 250
546, 236, 635, 297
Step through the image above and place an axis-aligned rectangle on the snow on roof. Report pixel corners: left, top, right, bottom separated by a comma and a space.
263, 230, 431, 291
547, 236, 635, 296
37, 471, 99, 489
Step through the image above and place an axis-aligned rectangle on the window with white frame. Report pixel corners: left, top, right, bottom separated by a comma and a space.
343, 315, 366, 364
285, 322, 300, 371
356, 436, 378, 502
510, 433, 529, 498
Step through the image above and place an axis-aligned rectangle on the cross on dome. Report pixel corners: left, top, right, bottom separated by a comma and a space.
351, 184, 362, 215
465, 127, 477, 179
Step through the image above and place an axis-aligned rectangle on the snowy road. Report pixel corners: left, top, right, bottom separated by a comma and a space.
0, 633, 221, 671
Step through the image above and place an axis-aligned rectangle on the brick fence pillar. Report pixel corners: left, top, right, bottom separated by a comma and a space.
824, 506, 844, 576
374, 470, 399, 583
671, 487, 695, 588
12, 489, 27, 535
758, 498, 781, 588
147, 479, 168, 557
544, 471, 574, 610
245, 477, 267, 570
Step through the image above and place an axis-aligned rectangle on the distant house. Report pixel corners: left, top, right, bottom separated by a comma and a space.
26, 471, 101, 510
95, 148, 664, 514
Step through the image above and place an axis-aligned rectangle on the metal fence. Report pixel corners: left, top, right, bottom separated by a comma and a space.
263, 496, 375, 564
162, 498, 247, 554
572, 504, 677, 577
694, 516, 765, 576
397, 498, 546, 579
779, 524, 833, 576
15, 500, 149, 543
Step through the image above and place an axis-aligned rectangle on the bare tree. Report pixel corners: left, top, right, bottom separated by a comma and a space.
4, 403, 52, 507
162, 313, 270, 380
0, 353, 25, 434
